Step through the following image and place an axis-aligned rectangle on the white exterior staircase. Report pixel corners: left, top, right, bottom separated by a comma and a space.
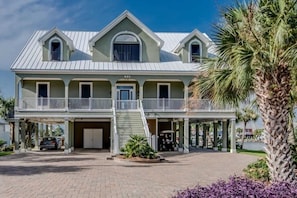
116, 111, 147, 149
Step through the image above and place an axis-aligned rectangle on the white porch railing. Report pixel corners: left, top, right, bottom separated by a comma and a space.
139, 100, 151, 146
19, 97, 65, 110
142, 98, 185, 111
112, 100, 119, 154
115, 100, 138, 110
17, 98, 233, 112
68, 98, 112, 110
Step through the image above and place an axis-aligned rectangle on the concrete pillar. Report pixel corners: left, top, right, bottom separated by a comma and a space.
213, 121, 218, 151
183, 118, 189, 153
45, 124, 49, 137
39, 123, 44, 138
178, 121, 184, 151
64, 118, 70, 153
49, 124, 53, 137
196, 123, 200, 148
20, 121, 26, 152
139, 83, 143, 100
222, 120, 228, 152
230, 118, 236, 153
34, 123, 39, 150
71, 122, 74, 151
202, 124, 207, 148
14, 119, 20, 152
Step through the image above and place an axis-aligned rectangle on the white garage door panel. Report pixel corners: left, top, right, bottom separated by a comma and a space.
83, 129, 103, 149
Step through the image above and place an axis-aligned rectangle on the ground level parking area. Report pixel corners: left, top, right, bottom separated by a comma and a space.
0, 150, 258, 198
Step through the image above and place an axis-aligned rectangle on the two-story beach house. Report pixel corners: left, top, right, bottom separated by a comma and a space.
10, 11, 237, 154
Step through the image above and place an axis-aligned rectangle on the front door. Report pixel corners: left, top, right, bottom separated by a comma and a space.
116, 84, 135, 109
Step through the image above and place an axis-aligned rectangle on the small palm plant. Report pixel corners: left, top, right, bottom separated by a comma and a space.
121, 135, 157, 159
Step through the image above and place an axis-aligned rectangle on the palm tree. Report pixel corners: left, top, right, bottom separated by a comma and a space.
194, 0, 297, 182
0, 97, 15, 145
236, 107, 258, 148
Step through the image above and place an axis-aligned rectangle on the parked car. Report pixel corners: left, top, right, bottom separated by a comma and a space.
40, 137, 58, 150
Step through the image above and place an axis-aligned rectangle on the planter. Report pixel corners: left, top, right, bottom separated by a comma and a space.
114, 155, 164, 163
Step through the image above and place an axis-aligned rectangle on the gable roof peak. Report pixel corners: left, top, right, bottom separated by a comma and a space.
38, 27, 75, 51
88, 10, 164, 51
173, 29, 211, 53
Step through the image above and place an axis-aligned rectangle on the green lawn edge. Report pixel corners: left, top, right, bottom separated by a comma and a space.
0, 151, 13, 157
237, 149, 266, 158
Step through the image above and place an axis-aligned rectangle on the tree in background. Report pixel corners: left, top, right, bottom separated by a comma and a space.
193, 0, 297, 182
236, 107, 258, 148
0, 97, 15, 145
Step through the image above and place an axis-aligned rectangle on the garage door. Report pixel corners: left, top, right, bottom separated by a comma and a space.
83, 129, 103, 149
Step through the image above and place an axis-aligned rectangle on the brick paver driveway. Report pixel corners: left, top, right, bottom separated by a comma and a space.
0, 150, 258, 198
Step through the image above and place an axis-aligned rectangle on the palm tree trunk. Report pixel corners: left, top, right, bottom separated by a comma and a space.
254, 66, 296, 183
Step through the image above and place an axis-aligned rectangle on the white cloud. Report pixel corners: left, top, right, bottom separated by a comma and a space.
0, 0, 78, 70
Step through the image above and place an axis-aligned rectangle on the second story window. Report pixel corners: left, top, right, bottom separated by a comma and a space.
189, 40, 202, 63
113, 34, 140, 62
49, 37, 63, 61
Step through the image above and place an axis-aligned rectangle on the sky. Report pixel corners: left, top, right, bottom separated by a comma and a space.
0, 0, 237, 98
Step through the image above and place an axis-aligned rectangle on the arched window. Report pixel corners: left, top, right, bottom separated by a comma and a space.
189, 40, 202, 63
112, 33, 140, 62
49, 37, 63, 61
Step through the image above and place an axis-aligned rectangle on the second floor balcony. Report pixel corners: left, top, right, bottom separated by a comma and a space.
17, 97, 233, 112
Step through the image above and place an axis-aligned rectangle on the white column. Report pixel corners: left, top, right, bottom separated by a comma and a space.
213, 121, 218, 151
184, 85, 189, 111
222, 120, 228, 152
34, 123, 39, 150
14, 119, 20, 153
139, 84, 143, 100
230, 118, 236, 153
64, 118, 70, 154
20, 121, 26, 152
65, 84, 69, 111
183, 118, 189, 153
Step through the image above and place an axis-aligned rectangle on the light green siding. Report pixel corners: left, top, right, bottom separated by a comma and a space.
42, 34, 71, 61
69, 81, 112, 98
93, 81, 111, 98
93, 18, 160, 62
22, 80, 64, 98
143, 82, 184, 98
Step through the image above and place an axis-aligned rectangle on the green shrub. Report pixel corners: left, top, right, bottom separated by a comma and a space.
121, 135, 157, 159
243, 158, 270, 182
0, 139, 6, 147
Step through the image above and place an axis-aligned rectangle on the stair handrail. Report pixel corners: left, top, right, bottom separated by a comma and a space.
112, 100, 119, 154
139, 99, 152, 146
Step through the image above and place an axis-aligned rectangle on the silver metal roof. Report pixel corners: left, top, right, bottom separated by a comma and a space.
10, 30, 208, 74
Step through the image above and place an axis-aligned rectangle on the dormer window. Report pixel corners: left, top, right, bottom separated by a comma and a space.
112, 33, 141, 62
49, 37, 63, 61
189, 39, 202, 63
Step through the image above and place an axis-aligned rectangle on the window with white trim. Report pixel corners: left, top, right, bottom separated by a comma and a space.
189, 40, 202, 63
113, 34, 140, 62
37, 82, 50, 106
49, 37, 63, 61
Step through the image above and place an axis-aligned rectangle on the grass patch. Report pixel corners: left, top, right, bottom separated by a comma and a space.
0, 151, 13, 157
237, 149, 266, 157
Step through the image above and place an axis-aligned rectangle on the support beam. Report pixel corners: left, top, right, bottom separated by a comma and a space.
202, 124, 207, 149
20, 121, 26, 152
222, 120, 228, 152
196, 123, 200, 148
64, 118, 70, 154
213, 121, 218, 151
178, 121, 183, 151
183, 118, 189, 153
34, 123, 39, 150
14, 119, 20, 153
230, 118, 236, 153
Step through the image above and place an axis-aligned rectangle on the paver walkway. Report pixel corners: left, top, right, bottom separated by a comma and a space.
0, 150, 258, 198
